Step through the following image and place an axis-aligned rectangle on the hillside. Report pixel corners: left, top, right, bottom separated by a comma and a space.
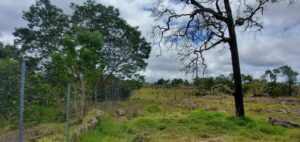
2, 86, 300, 142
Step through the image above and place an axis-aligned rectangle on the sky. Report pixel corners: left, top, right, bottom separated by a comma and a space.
0, 0, 299, 83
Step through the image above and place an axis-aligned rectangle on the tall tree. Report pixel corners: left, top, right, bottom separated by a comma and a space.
13, 0, 69, 70
278, 65, 298, 96
14, 0, 151, 81
52, 29, 104, 117
152, 0, 292, 116
263, 69, 280, 83
70, 0, 151, 79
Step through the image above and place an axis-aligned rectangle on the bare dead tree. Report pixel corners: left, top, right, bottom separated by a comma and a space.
152, 0, 293, 117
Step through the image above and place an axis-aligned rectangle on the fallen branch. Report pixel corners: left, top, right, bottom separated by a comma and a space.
268, 117, 300, 128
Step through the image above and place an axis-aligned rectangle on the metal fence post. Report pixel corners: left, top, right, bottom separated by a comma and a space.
66, 84, 71, 142
94, 89, 97, 104
105, 86, 108, 112
18, 61, 26, 142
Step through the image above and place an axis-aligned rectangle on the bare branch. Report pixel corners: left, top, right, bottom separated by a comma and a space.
235, 0, 270, 31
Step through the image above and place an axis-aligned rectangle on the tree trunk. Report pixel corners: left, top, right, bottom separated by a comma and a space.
73, 83, 78, 117
80, 79, 86, 118
288, 83, 292, 96
224, 0, 245, 117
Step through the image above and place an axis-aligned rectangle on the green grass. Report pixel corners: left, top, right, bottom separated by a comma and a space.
77, 86, 300, 142
78, 108, 299, 142
2, 86, 300, 142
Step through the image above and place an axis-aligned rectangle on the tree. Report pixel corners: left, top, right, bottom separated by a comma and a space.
13, 0, 151, 114
0, 43, 21, 120
194, 77, 215, 95
183, 80, 190, 86
52, 29, 104, 117
14, 0, 151, 81
152, 0, 292, 116
13, 0, 69, 70
0, 42, 20, 60
278, 65, 298, 96
263, 69, 280, 83
247, 79, 268, 96
70, 0, 151, 79
155, 78, 170, 85
171, 78, 184, 86
0, 58, 20, 121
241, 74, 253, 93
262, 66, 298, 96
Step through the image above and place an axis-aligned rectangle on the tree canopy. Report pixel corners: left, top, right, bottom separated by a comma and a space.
13, 0, 151, 80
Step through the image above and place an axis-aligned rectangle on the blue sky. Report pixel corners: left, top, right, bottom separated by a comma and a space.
0, 0, 300, 82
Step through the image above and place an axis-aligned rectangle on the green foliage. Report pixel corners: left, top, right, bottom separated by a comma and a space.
70, 0, 151, 79
278, 65, 299, 96
13, 0, 69, 70
183, 80, 190, 86
53, 28, 104, 84
194, 77, 215, 95
247, 79, 268, 96
10, 0, 151, 115
118, 79, 144, 100
78, 117, 133, 142
260, 65, 299, 96
171, 78, 184, 86
155, 78, 170, 85
133, 118, 159, 130
0, 43, 20, 60
0, 59, 20, 122
145, 105, 162, 113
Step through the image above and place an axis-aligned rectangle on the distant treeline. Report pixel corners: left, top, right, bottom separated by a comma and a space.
154, 65, 299, 97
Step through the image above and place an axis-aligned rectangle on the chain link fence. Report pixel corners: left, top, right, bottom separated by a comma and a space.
0, 62, 137, 142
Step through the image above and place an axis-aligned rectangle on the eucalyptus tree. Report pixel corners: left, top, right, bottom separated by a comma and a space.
278, 65, 298, 96
152, 0, 293, 116
14, 0, 151, 82
263, 69, 280, 83
13, 0, 69, 70
52, 29, 104, 117
70, 0, 151, 80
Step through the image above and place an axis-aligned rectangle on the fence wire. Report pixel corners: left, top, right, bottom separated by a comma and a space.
0, 62, 137, 142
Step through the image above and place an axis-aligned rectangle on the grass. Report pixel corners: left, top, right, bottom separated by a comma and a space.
79, 108, 300, 142
1, 85, 300, 141
78, 86, 300, 142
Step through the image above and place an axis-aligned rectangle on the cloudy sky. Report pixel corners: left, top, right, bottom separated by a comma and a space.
0, 0, 299, 82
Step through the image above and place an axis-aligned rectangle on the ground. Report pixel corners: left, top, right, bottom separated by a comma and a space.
78, 86, 300, 142
1, 85, 300, 142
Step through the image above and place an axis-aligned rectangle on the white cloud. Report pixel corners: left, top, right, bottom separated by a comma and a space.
0, 0, 299, 82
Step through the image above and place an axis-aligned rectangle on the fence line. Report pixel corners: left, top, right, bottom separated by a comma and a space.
18, 61, 26, 142
66, 84, 71, 142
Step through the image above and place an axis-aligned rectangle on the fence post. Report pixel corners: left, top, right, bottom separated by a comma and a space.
105, 86, 108, 112
94, 89, 97, 104
66, 84, 71, 142
18, 61, 26, 142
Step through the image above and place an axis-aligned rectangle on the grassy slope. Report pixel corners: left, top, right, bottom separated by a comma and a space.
79, 86, 300, 142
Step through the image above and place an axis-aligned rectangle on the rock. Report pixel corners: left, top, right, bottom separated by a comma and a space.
268, 117, 300, 128
116, 108, 126, 116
